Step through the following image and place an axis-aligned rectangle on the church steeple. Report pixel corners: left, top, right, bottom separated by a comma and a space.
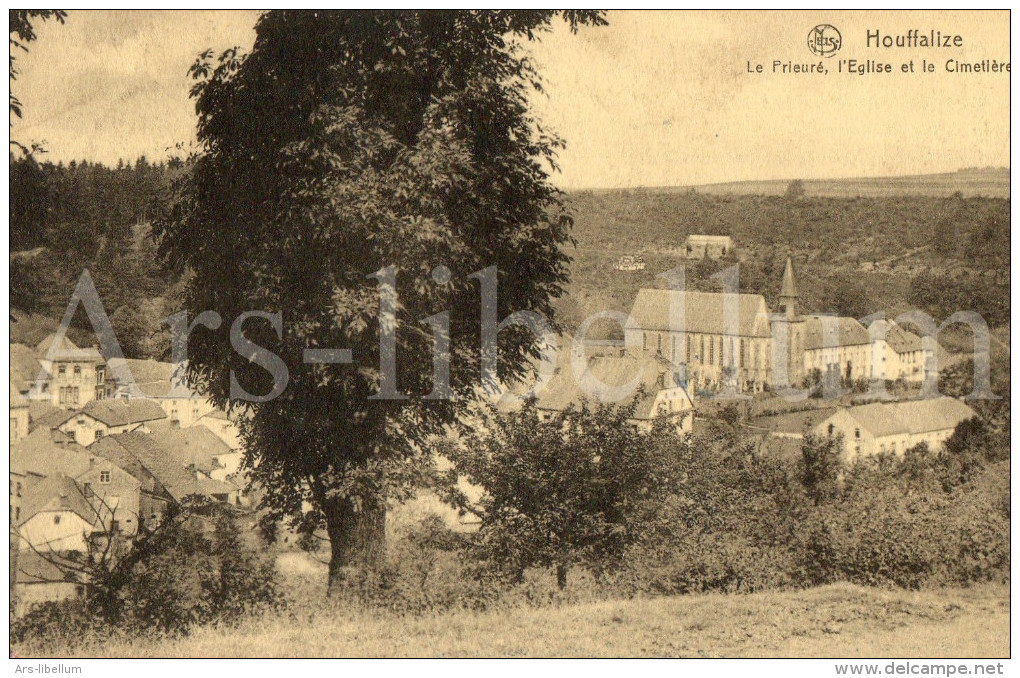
779, 256, 798, 319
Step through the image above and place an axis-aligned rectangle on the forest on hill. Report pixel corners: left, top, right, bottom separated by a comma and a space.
555, 189, 1009, 336
9, 154, 181, 358
9, 154, 1011, 359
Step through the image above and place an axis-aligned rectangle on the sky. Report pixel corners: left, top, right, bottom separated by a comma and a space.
11, 10, 1011, 188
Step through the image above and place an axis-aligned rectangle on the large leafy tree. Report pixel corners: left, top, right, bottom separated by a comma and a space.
156, 10, 606, 589
447, 399, 681, 589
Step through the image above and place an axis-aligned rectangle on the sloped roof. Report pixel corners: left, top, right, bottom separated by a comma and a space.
896, 397, 976, 435
626, 289, 771, 337
89, 436, 156, 491
535, 353, 692, 420
147, 422, 231, 474
81, 399, 167, 427
11, 343, 48, 392
10, 427, 91, 479
17, 473, 100, 527
106, 358, 191, 398
869, 320, 924, 354
803, 316, 871, 350
833, 397, 976, 438
29, 405, 76, 432
35, 333, 79, 354
842, 402, 910, 437
94, 431, 200, 501
36, 334, 104, 363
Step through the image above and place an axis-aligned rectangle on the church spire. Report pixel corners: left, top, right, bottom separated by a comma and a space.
779, 256, 798, 318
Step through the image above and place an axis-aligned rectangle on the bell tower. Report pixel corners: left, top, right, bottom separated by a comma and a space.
772, 257, 805, 387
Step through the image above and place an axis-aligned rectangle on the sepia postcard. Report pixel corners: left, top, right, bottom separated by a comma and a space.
6, 9, 1011, 672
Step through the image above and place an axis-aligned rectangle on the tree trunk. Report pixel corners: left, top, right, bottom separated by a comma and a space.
556, 563, 568, 590
323, 497, 386, 594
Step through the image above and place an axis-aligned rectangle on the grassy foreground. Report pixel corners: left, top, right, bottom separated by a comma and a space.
25, 582, 1008, 658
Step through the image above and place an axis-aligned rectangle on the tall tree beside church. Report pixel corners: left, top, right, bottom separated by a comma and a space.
156, 10, 606, 589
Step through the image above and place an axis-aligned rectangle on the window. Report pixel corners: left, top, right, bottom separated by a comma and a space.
686, 335, 691, 363
642, 332, 648, 350
100, 471, 111, 484
58, 365, 66, 376
739, 339, 745, 368
15, 507, 19, 521
855, 428, 861, 439
95, 430, 104, 440
96, 368, 105, 385
16, 482, 22, 498
73, 365, 82, 377
96, 386, 105, 401
656, 333, 662, 356
708, 337, 714, 365
53, 515, 61, 525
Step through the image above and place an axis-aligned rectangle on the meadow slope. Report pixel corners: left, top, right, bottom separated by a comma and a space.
27, 583, 1008, 659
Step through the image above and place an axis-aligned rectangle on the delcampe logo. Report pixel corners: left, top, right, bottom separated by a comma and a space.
807, 24, 842, 57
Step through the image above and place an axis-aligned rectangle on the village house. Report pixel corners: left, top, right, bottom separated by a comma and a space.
533, 353, 695, 434
684, 234, 735, 259
10, 382, 30, 443
90, 433, 190, 525
197, 408, 243, 453
625, 288, 773, 393
868, 319, 931, 383
16, 473, 101, 552
54, 398, 167, 446
36, 333, 113, 408
812, 397, 977, 462
147, 421, 244, 501
108, 357, 216, 427
10, 427, 92, 514
10, 342, 50, 401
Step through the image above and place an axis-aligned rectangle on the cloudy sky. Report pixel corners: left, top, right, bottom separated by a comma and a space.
12, 10, 1010, 188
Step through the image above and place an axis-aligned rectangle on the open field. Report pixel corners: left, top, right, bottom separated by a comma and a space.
620, 168, 1010, 199
24, 582, 1008, 658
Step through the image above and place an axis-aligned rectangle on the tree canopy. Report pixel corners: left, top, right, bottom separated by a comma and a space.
156, 10, 606, 587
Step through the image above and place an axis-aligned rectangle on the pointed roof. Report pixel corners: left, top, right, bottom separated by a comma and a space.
780, 257, 798, 298
17, 473, 101, 527
36, 333, 79, 355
